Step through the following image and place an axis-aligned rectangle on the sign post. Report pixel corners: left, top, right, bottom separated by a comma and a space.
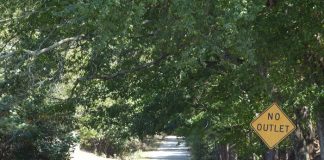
250, 103, 296, 149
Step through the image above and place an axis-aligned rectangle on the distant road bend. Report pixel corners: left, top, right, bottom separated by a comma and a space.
140, 135, 191, 160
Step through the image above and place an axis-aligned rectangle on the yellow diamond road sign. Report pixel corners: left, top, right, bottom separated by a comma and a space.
250, 103, 296, 149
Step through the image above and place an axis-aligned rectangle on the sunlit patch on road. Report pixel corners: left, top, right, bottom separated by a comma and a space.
139, 136, 191, 160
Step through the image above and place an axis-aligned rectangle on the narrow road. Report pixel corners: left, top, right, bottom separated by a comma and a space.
70, 144, 114, 160
71, 136, 190, 160
139, 136, 191, 160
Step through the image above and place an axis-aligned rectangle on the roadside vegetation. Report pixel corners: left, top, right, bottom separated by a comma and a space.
0, 0, 323, 159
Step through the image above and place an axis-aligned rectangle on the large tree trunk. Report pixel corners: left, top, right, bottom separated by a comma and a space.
317, 111, 324, 160
215, 144, 237, 160
220, 144, 230, 160
292, 106, 320, 160
263, 149, 278, 160
293, 107, 308, 160
294, 123, 308, 160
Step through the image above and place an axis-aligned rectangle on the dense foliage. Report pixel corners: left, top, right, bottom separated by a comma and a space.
0, 0, 323, 159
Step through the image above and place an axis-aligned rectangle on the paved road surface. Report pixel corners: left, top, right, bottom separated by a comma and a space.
139, 136, 191, 160
71, 136, 190, 160
70, 144, 114, 160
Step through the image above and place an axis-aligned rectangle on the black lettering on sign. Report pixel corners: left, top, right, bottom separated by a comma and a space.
275, 113, 280, 120
263, 124, 269, 131
285, 125, 289, 132
268, 113, 280, 120
257, 124, 262, 131
268, 113, 273, 120
280, 125, 284, 132
255, 124, 289, 133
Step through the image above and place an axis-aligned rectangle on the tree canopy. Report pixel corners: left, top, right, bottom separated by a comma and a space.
0, 0, 323, 159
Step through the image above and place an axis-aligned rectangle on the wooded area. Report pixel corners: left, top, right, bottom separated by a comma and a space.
0, 0, 323, 159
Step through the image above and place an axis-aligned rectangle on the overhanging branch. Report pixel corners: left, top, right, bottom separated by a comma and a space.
68, 53, 169, 99
85, 53, 169, 81
0, 35, 83, 59
0, 51, 14, 59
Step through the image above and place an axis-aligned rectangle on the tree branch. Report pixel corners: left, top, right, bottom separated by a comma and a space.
0, 35, 84, 59
23, 35, 84, 56
85, 53, 169, 81
0, 51, 14, 59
